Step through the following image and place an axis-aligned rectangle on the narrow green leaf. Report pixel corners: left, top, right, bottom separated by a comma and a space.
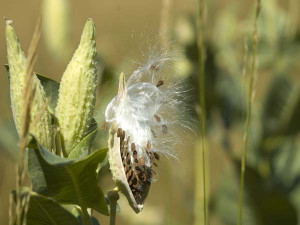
28, 138, 109, 215
68, 128, 98, 159
35, 74, 60, 115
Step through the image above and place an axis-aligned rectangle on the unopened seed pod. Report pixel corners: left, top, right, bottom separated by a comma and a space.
5, 21, 53, 150
55, 19, 98, 155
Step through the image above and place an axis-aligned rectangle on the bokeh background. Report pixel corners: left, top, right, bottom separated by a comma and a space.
1, 0, 300, 225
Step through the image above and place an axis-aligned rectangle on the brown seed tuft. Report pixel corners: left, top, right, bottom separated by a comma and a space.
140, 157, 145, 166
132, 150, 138, 157
154, 114, 161, 122
150, 64, 159, 71
131, 143, 136, 151
154, 152, 160, 160
102, 121, 109, 130
156, 80, 164, 87
117, 128, 122, 137
162, 125, 168, 134
146, 141, 151, 151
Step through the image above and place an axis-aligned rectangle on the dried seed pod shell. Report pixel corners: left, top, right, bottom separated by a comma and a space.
107, 73, 151, 213
108, 124, 146, 213
55, 19, 98, 154
5, 21, 53, 150
105, 49, 190, 213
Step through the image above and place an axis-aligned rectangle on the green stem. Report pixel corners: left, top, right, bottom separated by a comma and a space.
81, 207, 93, 225
238, 1, 261, 225
195, 0, 208, 225
108, 189, 120, 225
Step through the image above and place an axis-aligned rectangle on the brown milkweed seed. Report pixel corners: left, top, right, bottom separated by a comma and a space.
156, 80, 164, 87
154, 114, 161, 122
154, 152, 160, 160
162, 125, 168, 134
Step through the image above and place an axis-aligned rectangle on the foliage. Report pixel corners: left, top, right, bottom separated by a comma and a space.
173, 1, 300, 224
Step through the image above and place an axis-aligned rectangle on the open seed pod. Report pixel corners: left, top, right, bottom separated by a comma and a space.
106, 51, 191, 213
107, 73, 158, 213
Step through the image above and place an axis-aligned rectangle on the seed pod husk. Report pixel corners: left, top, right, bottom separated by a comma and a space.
55, 19, 98, 155
6, 21, 53, 150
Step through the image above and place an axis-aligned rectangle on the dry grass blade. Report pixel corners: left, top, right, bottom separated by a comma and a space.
30, 99, 50, 133
159, 0, 172, 50
238, 1, 261, 225
20, 16, 41, 149
14, 17, 42, 225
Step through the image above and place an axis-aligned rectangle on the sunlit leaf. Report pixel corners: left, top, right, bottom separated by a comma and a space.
28, 138, 109, 215
68, 128, 98, 159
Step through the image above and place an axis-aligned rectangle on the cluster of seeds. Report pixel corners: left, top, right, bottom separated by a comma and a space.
106, 50, 192, 212
116, 127, 160, 204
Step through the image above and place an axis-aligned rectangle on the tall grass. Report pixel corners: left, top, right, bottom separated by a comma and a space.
159, 0, 172, 50
159, 1, 173, 223
238, 1, 261, 225
11, 18, 42, 225
195, 0, 208, 225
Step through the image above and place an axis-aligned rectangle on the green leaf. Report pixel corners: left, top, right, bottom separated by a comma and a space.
28, 138, 109, 215
68, 128, 98, 159
13, 188, 81, 225
262, 74, 300, 137
0, 120, 19, 161
35, 74, 60, 115
72, 206, 101, 225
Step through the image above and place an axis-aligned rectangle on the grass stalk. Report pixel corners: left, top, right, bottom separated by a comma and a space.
13, 18, 41, 225
159, 1, 173, 223
81, 207, 93, 225
238, 1, 261, 225
159, 0, 172, 50
195, 0, 208, 225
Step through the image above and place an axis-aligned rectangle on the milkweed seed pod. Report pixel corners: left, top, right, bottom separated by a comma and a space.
5, 21, 53, 150
106, 51, 192, 213
42, 0, 71, 61
55, 19, 98, 155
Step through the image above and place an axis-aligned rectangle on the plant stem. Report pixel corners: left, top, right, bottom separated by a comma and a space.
238, 1, 261, 225
108, 188, 120, 225
159, 0, 172, 50
195, 0, 208, 225
81, 207, 93, 225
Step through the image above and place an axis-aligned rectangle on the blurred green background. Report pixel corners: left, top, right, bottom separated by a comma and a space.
1, 0, 300, 225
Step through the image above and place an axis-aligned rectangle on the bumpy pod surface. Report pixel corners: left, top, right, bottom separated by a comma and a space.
55, 19, 98, 154
6, 21, 53, 150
